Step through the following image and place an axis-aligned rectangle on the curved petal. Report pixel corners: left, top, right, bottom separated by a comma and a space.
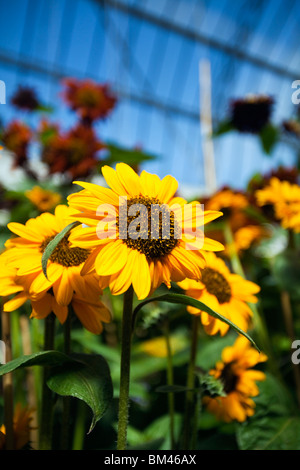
94, 240, 128, 276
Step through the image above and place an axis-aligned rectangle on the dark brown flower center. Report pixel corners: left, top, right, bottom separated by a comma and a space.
40, 234, 91, 267
201, 267, 232, 304
220, 362, 238, 394
117, 196, 180, 259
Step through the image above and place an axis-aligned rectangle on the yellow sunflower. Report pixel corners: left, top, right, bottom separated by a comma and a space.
178, 251, 260, 336
0, 205, 111, 334
205, 187, 249, 214
0, 403, 34, 450
138, 335, 186, 358
67, 163, 224, 300
25, 185, 62, 212
203, 336, 267, 422
256, 177, 300, 232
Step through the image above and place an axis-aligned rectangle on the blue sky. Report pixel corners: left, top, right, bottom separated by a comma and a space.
0, 0, 299, 197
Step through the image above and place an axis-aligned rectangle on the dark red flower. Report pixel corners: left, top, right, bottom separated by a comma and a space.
1, 120, 32, 168
61, 78, 117, 124
11, 86, 40, 111
230, 95, 274, 134
41, 122, 105, 179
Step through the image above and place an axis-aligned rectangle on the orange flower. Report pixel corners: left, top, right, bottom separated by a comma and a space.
0, 404, 35, 450
25, 186, 61, 212
178, 251, 260, 336
203, 336, 267, 422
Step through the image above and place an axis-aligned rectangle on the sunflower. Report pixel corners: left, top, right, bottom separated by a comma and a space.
178, 251, 260, 336
138, 335, 186, 358
0, 205, 111, 334
0, 403, 35, 450
204, 187, 249, 215
25, 185, 62, 212
67, 163, 224, 300
255, 177, 300, 232
202, 336, 267, 422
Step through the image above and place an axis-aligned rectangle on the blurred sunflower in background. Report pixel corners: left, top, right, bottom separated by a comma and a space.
0, 404, 35, 450
68, 163, 224, 300
255, 177, 300, 232
203, 336, 267, 423
25, 186, 62, 213
178, 251, 260, 336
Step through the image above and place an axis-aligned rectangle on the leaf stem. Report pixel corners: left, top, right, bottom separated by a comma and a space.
117, 285, 134, 450
39, 312, 56, 450
183, 315, 199, 450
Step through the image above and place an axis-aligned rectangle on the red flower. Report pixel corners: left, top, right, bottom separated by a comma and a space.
1, 120, 32, 168
11, 86, 40, 111
61, 78, 117, 123
41, 122, 105, 179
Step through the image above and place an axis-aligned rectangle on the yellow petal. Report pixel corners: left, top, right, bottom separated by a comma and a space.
94, 240, 128, 276
131, 251, 151, 300
3, 292, 28, 312
115, 163, 143, 196
53, 269, 74, 306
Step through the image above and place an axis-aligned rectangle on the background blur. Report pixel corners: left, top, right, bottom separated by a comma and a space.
0, 0, 299, 195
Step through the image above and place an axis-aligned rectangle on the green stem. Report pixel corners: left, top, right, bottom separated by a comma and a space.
163, 322, 175, 450
223, 221, 280, 377
1, 307, 14, 450
183, 315, 199, 450
117, 285, 134, 451
60, 310, 72, 450
39, 313, 56, 450
72, 401, 86, 450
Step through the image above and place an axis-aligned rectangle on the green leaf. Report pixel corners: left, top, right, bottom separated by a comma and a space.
237, 416, 300, 450
259, 123, 279, 155
103, 142, 157, 166
236, 373, 299, 450
212, 119, 235, 137
41, 221, 80, 279
0, 351, 114, 433
196, 371, 226, 397
47, 353, 113, 433
0, 351, 73, 376
133, 293, 259, 351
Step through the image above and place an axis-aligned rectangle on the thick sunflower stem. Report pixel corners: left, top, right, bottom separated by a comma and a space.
163, 321, 175, 450
61, 310, 72, 450
117, 285, 134, 451
223, 220, 278, 375
39, 313, 56, 450
280, 290, 300, 408
182, 315, 199, 450
1, 306, 14, 450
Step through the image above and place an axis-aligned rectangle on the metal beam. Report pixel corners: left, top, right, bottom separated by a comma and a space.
0, 49, 200, 121
98, 0, 300, 80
